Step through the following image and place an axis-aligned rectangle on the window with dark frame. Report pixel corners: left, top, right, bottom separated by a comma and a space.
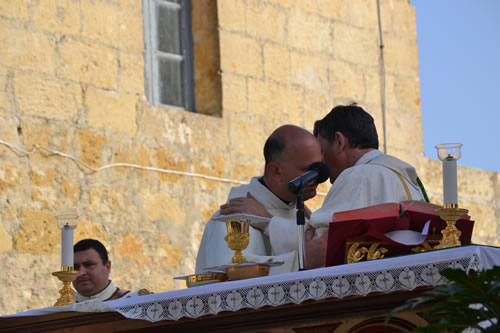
143, 0, 195, 111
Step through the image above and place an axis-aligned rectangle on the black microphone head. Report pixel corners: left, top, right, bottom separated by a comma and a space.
309, 161, 330, 184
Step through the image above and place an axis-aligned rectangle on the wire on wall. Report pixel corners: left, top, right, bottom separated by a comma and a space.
377, 0, 388, 154
0, 139, 328, 196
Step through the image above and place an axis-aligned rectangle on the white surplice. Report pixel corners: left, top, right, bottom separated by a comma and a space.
195, 177, 299, 275
74, 280, 129, 303
268, 150, 426, 255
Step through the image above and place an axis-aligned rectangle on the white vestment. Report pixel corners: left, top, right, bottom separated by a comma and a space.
74, 280, 128, 303
195, 177, 298, 275
268, 150, 426, 255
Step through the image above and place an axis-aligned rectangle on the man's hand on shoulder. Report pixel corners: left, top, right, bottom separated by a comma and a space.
220, 192, 272, 220
303, 183, 319, 201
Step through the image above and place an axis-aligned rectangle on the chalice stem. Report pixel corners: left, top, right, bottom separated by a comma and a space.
232, 249, 245, 264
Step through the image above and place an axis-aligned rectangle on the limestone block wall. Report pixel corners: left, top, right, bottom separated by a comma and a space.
0, 0, 498, 316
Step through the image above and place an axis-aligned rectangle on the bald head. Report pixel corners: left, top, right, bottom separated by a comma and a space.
262, 125, 322, 202
264, 125, 317, 168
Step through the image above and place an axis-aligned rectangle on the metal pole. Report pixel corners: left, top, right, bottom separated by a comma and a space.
296, 191, 307, 270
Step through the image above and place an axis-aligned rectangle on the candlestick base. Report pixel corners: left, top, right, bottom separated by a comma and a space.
52, 269, 80, 306
434, 206, 468, 249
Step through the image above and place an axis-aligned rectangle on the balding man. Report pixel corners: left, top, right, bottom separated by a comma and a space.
195, 125, 323, 274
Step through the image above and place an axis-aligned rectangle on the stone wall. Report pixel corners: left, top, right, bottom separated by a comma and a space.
0, 0, 497, 316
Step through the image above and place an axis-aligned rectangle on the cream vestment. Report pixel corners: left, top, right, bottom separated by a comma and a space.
268, 150, 426, 255
195, 177, 299, 275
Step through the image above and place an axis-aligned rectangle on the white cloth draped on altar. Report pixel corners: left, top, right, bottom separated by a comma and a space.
4, 245, 499, 323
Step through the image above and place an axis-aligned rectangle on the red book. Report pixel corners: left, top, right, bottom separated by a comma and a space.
325, 200, 474, 267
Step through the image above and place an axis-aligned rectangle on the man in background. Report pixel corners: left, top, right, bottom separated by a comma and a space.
73, 239, 130, 302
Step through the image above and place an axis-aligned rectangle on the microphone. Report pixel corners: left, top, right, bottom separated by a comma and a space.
287, 162, 330, 195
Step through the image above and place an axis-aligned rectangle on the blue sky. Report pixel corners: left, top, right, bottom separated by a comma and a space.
411, 0, 500, 172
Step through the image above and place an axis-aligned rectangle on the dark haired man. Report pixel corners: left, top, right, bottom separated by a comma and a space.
195, 125, 323, 274
73, 239, 130, 302
294, 104, 426, 267
309, 104, 425, 228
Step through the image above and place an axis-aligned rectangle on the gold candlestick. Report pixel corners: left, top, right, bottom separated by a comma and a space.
434, 204, 469, 249
52, 267, 80, 306
224, 219, 251, 264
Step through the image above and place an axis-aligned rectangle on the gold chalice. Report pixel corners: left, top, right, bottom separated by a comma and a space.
224, 219, 251, 264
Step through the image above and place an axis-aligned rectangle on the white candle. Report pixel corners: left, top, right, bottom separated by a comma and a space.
61, 226, 74, 267
443, 156, 458, 204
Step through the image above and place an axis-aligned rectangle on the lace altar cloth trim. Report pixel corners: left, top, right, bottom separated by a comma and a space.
114, 253, 481, 322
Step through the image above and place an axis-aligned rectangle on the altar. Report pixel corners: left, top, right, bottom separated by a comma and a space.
1, 245, 498, 332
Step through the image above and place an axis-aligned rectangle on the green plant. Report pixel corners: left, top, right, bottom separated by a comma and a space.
386, 266, 500, 332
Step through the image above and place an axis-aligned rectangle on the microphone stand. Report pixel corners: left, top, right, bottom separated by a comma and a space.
295, 190, 307, 271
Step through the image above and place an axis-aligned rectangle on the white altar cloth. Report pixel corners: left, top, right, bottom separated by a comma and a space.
4, 245, 499, 323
